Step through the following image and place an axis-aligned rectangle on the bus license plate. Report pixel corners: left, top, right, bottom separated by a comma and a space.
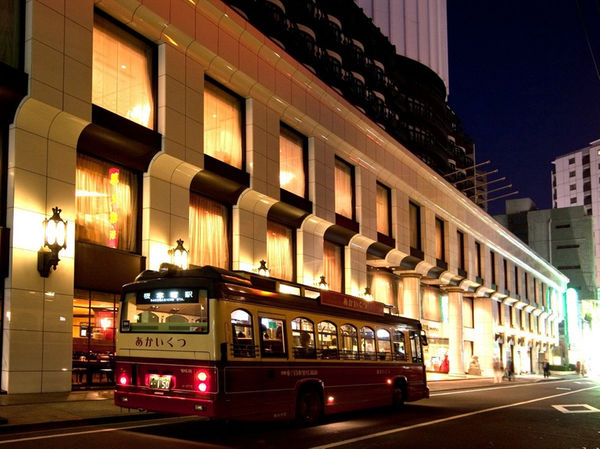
149, 374, 172, 390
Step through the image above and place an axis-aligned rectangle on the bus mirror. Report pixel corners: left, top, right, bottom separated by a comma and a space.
420, 331, 428, 346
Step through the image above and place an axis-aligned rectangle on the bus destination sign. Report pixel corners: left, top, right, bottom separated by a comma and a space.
138, 289, 197, 304
319, 291, 384, 316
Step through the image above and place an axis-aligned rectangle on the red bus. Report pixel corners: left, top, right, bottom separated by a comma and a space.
114, 265, 429, 424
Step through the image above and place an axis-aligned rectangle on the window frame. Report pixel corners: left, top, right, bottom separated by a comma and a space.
334, 156, 356, 222
189, 193, 232, 270
376, 181, 392, 238
93, 9, 158, 130
435, 217, 445, 262
409, 201, 422, 252
266, 218, 296, 281
203, 77, 246, 171
279, 123, 309, 200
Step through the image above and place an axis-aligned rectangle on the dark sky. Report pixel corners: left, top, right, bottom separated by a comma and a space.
446, 1, 600, 215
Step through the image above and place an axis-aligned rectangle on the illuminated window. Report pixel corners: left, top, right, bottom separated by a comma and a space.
260, 316, 286, 358
92, 14, 155, 128
376, 182, 391, 236
279, 125, 306, 198
376, 328, 391, 358
76, 153, 139, 251
189, 194, 230, 269
369, 270, 395, 306
267, 220, 294, 281
340, 324, 358, 359
334, 157, 354, 219
361, 326, 376, 359
323, 239, 343, 292
203, 80, 243, 169
317, 321, 339, 359
422, 287, 441, 322
291, 317, 316, 359
409, 201, 421, 250
392, 329, 407, 361
231, 309, 255, 358
435, 217, 445, 261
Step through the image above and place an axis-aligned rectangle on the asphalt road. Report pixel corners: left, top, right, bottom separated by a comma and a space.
0, 378, 598, 449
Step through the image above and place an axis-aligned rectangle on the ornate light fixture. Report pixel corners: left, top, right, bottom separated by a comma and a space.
363, 286, 373, 301
257, 259, 270, 277
169, 239, 189, 269
317, 275, 328, 290
37, 206, 67, 277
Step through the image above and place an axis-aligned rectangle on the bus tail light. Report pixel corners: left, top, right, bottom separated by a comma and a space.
116, 364, 133, 387
118, 374, 130, 386
194, 369, 211, 393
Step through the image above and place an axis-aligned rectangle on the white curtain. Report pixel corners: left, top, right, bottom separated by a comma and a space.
323, 240, 343, 292
92, 15, 154, 128
370, 271, 394, 306
76, 154, 138, 251
267, 221, 294, 281
279, 128, 305, 197
204, 82, 243, 169
189, 194, 230, 269
376, 184, 390, 235
334, 159, 353, 218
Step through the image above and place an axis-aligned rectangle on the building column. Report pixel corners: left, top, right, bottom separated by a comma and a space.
445, 286, 465, 377
474, 296, 496, 376
398, 272, 422, 320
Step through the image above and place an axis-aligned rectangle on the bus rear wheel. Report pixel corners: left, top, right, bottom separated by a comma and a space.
295, 388, 323, 426
392, 384, 405, 409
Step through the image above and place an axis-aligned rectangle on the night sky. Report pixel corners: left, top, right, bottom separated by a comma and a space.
446, 1, 600, 215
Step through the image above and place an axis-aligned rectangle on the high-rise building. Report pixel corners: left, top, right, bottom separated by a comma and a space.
0, 0, 565, 393
552, 140, 600, 289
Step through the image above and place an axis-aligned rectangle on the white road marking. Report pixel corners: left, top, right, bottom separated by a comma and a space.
556, 387, 572, 390
552, 404, 600, 413
0, 416, 199, 445
310, 384, 600, 449
431, 378, 575, 396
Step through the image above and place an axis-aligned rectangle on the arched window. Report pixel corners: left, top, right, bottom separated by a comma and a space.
318, 321, 338, 359
361, 326, 376, 360
376, 328, 391, 360
231, 309, 255, 357
340, 324, 358, 360
291, 317, 316, 359
392, 329, 407, 361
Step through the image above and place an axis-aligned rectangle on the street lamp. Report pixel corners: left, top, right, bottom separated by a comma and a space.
37, 206, 67, 277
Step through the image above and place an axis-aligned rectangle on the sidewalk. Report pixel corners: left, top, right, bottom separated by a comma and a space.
0, 373, 555, 431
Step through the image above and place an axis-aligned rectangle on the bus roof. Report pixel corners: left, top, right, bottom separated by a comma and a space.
126, 263, 422, 329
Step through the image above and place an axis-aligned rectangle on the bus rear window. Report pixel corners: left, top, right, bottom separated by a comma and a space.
120, 289, 208, 333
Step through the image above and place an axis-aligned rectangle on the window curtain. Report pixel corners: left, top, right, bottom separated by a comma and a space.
203, 82, 242, 169
189, 194, 230, 269
92, 15, 154, 128
323, 240, 343, 292
422, 287, 441, 322
370, 271, 394, 306
409, 202, 420, 249
334, 159, 353, 218
76, 153, 138, 251
376, 184, 390, 235
279, 128, 305, 197
435, 218, 444, 260
267, 220, 294, 281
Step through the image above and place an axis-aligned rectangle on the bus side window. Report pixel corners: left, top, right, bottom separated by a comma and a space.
410, 331, 423, 363
260, 317, 287, 358
231, 309, 256, 358
361, 326, 376, 360
376, 328, 391, 360
340, 324, 358, 360
393, 329, 407, 361
291, 317, 316, 359
318, 321, 339, 359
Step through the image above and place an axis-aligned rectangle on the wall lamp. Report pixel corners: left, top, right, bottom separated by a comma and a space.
38, 206, 67, 277
363, 286, 374, 301
169, 239, 189, 269
257, 259, 270, 277
317, 275, 328, 290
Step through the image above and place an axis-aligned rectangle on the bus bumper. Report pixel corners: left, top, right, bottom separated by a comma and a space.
115, 391, 215, 417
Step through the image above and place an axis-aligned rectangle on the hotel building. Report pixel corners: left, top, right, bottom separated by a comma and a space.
0, 0, 566, 393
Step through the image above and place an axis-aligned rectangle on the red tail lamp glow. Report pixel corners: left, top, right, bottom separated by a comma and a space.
327, 396, 335, 404
196, 370, 209, 392
386, 378, 392, 385
119, 374, 129, 386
